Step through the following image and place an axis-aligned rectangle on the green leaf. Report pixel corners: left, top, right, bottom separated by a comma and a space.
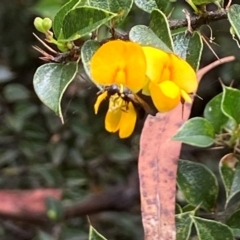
33, 62, 78, 122
182, 204, 196, 213
177, 159, 218, 211
226, 208, 240, 228
219, 153, 239, 200
89, 226, 107, 240
81, 40, 100, 78
53, 0, 82, 38
185, 32, 203, 71
222, 86, 240, 125
190, 0, 221, 6
226, 209, 240, 237
134, 0, 157, 13
31, 0, 64, 18
172, 31, 203, 70
149, 9, 174, 51
129, 25, 172, 52
33, 166, 56, 186
81, 39, 102, 88
0, 150, 19, 167
176, 204, 182, 214
155, 0, 173, 15
228, 4, 240, 41
232, 228, 240, 238
204, 93, 228, 133
173, 117, 215, 147
62, 6, 116, 41
3, 83, 30, 102
84, 0, 133, 25
193, 216, 234, 240
176, 212, 193, 240
226, 159, 240, 207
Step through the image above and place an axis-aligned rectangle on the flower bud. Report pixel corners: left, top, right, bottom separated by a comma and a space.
34, 17, 45, 33
57, 43, 68, 52
42, 17, 52, 32
67, 42, 73, 50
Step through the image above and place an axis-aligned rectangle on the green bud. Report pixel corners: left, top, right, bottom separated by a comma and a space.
47, 209, 57, 220
34, 17, 45, 33
42, 18, 52, 32
57, 43, 68, 52
67, 42, 73, 50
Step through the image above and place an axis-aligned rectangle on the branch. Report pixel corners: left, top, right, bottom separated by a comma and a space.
197, 56, 236, 81
0, 189, 62, 224
0, 170, 139, 224
169, 9, 227, 30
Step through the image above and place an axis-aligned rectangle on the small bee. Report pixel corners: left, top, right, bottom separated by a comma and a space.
103, 84, 157, 117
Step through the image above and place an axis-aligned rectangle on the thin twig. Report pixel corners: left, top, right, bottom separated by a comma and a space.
182, 9, 193, 33
197, 56, 236, 81
169, 10, 227, 30
33, 33, 57, 54
226, 0, 232, 10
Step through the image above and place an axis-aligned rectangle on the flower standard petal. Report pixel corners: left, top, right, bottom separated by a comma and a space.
118, 102, 137, 138
149, 81, 181, 112
124, 42, 147, 92
90, 40, 125, 86
90, 40, 146, 92
169, 54, 198, 94
94, 91, 108, 114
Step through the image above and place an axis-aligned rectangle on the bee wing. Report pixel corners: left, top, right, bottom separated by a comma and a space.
127, 93, 157, 115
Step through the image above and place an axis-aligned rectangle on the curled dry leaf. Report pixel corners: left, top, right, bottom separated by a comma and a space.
138, 55, 235, 240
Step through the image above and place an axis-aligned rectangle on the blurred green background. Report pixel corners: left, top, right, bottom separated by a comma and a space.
0, 1, 143, 239
0, 0, 240, 239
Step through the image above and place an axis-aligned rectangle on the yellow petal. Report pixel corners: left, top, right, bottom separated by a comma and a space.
118, 102, 137, 138
142, 46, 171, 84
149, 81, 181, 112
142, 75, 151, 96
180, 89, 192, 103
169, 54, 198, 93
115, 69, 126, 86
94, 91, 108, 114
105, 109, 121, 133
90, 40, 146, 92
124, 42, 147, 92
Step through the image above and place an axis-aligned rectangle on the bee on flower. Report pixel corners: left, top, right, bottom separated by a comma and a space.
90, 40, 198, 138
93, 84, 155, 138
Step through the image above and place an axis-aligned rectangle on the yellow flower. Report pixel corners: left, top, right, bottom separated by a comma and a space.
142, 46, 198, 112
90, 40, 147, 93
94, 90, 137, 138
90, 40, 198, 138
